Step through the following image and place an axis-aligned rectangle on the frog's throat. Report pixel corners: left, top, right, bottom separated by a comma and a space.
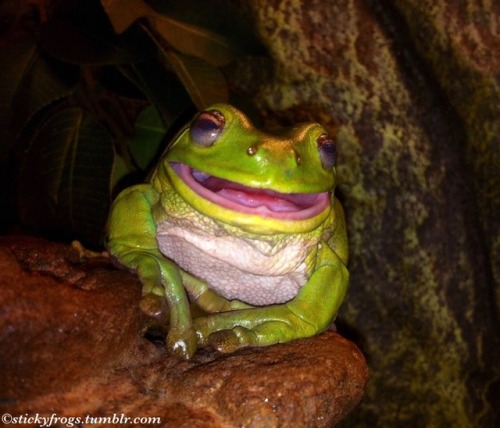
166, 162, 332, 233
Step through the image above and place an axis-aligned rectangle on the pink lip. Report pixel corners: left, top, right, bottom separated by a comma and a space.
169, 163, 331, 220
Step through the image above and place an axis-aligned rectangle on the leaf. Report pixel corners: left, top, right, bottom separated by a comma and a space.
0, 35, 78, 159
118, 59, 192, 126
100, 0, 155, 34
110, 153, 132, 190
18, 108, 115, 246
164, 52, 228, 109
102, 0, 262, 66
0, 35, 36, 131
129, 105, 167, 170
147, 0, 265, 65
148, 14, 239, 67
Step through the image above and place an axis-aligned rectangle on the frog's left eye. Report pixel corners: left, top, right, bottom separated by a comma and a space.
190, 110, 225, 147
317, 134, 337, 170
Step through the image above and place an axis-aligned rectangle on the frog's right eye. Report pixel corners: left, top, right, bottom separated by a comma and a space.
190, 110, 225, 147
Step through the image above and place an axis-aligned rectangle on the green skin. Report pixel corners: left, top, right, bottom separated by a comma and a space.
107, 104, 349, 359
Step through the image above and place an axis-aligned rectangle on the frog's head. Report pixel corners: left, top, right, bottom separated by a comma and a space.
162, 104, 338, 234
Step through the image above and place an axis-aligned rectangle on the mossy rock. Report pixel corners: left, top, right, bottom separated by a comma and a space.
229, 0, 499, 426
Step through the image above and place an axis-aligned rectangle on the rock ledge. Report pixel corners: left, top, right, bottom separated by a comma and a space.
0, 236, 368, 427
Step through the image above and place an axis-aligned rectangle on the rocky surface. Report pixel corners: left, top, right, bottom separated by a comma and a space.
228, 1, 499, 426
0, 236, 368, 427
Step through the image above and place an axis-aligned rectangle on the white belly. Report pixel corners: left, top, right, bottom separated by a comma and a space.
156, 222, 313, 306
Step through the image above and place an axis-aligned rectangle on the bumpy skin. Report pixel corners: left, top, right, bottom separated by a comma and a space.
107, 104, 348, 359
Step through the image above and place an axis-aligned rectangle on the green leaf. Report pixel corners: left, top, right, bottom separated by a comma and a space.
0, 35, 78, 159
110, 153, 132, 190
18, 108, 115, 246
118, 59, 192, 126
101, 0, 155, 34
129, 105, 167, 170
164, 52, 228, 109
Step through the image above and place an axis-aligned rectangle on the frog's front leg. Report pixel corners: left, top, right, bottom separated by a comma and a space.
107, 185, 197, 359
181, 270, 254, 313
194, 244, 349, 353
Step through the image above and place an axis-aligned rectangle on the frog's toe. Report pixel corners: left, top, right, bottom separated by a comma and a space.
139, 293, 168, 323
192, 317, 211, 346
208, 327, 258, 353
167, 328, 198, 359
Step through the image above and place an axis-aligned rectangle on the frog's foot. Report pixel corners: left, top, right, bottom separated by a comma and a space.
167, 326, 198, 359
205, 327, 259, 353
140, 293, 198, 359
194, 306, 319, 353
71, 240, 108, 260
139, 292, 169, 323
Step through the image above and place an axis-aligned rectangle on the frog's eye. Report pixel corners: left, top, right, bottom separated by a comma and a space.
317, 134, 337, 170
190, 110, 225, 147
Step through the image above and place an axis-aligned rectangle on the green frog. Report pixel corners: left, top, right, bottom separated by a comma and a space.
106, 104, 349, 359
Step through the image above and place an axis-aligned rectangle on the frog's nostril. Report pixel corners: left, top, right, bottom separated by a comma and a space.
246, 145, 259, 156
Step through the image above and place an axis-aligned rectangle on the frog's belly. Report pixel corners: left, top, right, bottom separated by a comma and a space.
156, 228, 309, 306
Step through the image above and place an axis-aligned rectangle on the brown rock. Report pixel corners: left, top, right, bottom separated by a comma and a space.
0, 236, 368, 427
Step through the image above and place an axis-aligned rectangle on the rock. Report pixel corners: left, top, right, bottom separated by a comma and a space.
228, 1, 499, 426
0, 236, 368, 427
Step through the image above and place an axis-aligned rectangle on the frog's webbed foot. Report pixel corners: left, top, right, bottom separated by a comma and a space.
71, 240, 108, 260
125, 252, 198, 360
193, 306, 319, 353
204, 326, 260, 353
139, 293, 197, 359
195, 260, 348, 354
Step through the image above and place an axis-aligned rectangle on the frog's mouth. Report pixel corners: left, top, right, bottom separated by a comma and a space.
170, 163, 330, 220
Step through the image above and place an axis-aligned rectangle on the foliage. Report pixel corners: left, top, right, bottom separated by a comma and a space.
0, 0, 264, 246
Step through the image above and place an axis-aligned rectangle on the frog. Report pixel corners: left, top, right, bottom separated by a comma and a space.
106, 103, 349, 360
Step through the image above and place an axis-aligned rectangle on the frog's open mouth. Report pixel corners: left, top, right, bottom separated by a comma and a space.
170, 163, 330, 220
